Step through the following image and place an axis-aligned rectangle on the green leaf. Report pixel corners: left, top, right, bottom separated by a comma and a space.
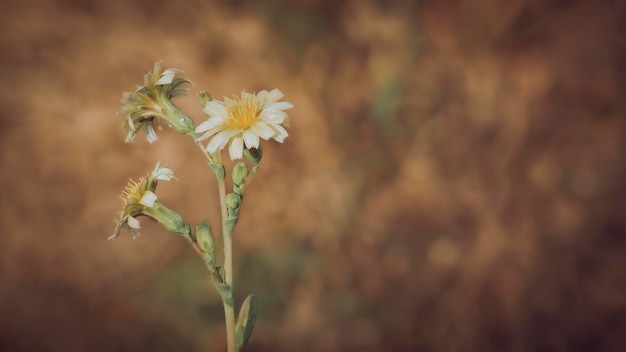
235, 294, 259, 351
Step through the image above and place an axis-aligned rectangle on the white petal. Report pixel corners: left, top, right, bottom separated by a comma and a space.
223, 96, 235, 106
270, 124, 289, 142
241, 91, 255, 101
196, 124, 227, 142
128, 215, 141, 229
282, 114, 291, 128
127, 116, 135, 130
125, 130, 135, 143
250, 122, 275, 140
145, 125, 158, 143
265, 89, 284, 104
242, 129, 260, 149
202, 100, 228, 117
228, 137, 244, 160
120, 92, 132, 104
125, 117, 136, 142
261, 110, 288, 124
152, 165, 175, 181
156, 68, 181, 85
195, 131, 213, 142
140, 191, 158, 207
206, 135, 225, 153
255, 90, 269, 103
267, 101, 293, 111
206, 129, 238, 153
195, 117, 225, 133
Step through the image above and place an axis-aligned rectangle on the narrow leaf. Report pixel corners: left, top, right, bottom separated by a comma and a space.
235, 294, 259, 351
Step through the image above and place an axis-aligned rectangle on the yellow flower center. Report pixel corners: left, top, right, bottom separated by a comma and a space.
120, 178, 144, 202
225, 93, 260, 130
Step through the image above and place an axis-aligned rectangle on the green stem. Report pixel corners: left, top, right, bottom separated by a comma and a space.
216, 151, 237, 352
196, 143, 236, 352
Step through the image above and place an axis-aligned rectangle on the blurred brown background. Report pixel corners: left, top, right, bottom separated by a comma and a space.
1, 0, 625, 351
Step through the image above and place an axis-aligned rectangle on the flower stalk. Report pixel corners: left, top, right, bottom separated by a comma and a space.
216, 151, 237, 352
111, 62, 292, 352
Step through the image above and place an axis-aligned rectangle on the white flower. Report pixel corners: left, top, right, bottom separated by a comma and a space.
151, 162, 176, 181
119, 62, 194, 143
195, 89, 293, 160
109, 162, 178, 240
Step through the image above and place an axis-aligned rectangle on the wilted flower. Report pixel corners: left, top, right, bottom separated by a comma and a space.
195, 89, 292, 160
119, 61, 195, 143
109, 162, 189, 240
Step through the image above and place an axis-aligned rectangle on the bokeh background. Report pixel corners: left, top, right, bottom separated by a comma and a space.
1, 0, 625, 351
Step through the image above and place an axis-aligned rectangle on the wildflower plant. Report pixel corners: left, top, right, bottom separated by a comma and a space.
110, 62, 292, 352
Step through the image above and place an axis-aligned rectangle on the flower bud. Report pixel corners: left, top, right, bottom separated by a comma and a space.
225, 193, 242, 210
232, 162, 249, 187
244, 147, 263, 173
197, 90, 212, 107
196, 222, 216, 268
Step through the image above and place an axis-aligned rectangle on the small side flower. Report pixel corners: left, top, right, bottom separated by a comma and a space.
195, 89, 293, 160
119, 61, 196, 143
109, 162, 190, 241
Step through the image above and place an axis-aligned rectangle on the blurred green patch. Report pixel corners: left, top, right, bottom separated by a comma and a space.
369, 79, 403, 133
256, 0, 328, 58
142, 259, 224, 335
237, 247, 318, 322
141, 247, 319, 333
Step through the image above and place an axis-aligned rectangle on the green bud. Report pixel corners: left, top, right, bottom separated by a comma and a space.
244, 147, 263, 173
225, 193, 242, 210
232, 162, 249, 187
236, 294, 259, 351
195, 222, 216, 268
197, 90, 212, 106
